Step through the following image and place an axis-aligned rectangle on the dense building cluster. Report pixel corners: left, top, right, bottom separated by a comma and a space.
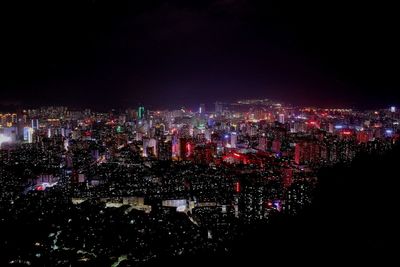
0, 100, 398, 265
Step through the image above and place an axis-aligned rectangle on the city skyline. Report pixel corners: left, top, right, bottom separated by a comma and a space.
1, 99, 398, 265
0, 98, 397, 113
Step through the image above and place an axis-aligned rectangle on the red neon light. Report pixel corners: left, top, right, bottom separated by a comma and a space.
235, 182, 240, 193
342, 131, 352, 135
35, 185, 45, 191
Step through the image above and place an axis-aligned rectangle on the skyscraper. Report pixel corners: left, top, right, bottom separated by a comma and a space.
294, 142, 308, 165
215, 102, 223, 115
23, 127, 33, 143
157, 139, 172, 161
199, 103, 205, 114
143, 138, 157, 157
282, 168, 293, 188
258, 136, 267, 151
272, 139, 281, 153
230, 132, 237, 148
31, 119, 39, 130
138, 106, 145, 120
179, 137, 194, 160
278, 113, 285, 124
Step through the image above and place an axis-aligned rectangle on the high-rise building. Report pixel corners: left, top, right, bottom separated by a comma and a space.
179, 124, 192, 138
31, 119, 39, 130
239, 182, 265, 222
282, 168, 293, 188
199, 103, 205, 114
215, 102, 223, 115
138, 106, 145, 120
11, 114, 17, 124
17, 112, 25, 140
258, 136, 267, 151
230, 132, 237, 148
194, 143, 216, 164
294, 142, 308, 165
23, 127, 33, 143
171, 134, 179, 158
157, 140, 172, 161
328, 123, 334, 133
271, 139, 281, 153
126, 108, 137, 121
179, 137, 194, 160
143, 138, 157, 157
295, 141, 320, 164
154, 125, 164, 137
278, 113, 285, 124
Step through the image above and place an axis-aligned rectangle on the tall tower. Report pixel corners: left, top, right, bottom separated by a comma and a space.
199, 103, 205, 114
31, 119, 39, 130
138, 106, 145, 120
230, 132, 237, 148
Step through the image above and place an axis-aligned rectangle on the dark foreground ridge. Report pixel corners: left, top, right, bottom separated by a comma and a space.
146, 144, 400, 266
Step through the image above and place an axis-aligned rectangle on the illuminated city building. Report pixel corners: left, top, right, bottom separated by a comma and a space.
278, 113, 285, 124
138, 106, 145, 120
23, 127, 34, 143
215, 102, 223, 115
157, 139, 172, 161
179, 137, 194, 160
199, 103, 205, 114
230, 132, 237, 148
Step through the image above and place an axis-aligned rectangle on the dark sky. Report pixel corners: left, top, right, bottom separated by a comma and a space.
1, 0, 399, 110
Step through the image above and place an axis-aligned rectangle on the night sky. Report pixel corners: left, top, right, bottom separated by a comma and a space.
1, 0, 399, 110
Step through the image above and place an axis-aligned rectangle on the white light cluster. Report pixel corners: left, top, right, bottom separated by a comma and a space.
0, 134, 12, 146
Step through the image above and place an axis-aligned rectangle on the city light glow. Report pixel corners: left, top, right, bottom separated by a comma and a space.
0, 134, 12, 146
